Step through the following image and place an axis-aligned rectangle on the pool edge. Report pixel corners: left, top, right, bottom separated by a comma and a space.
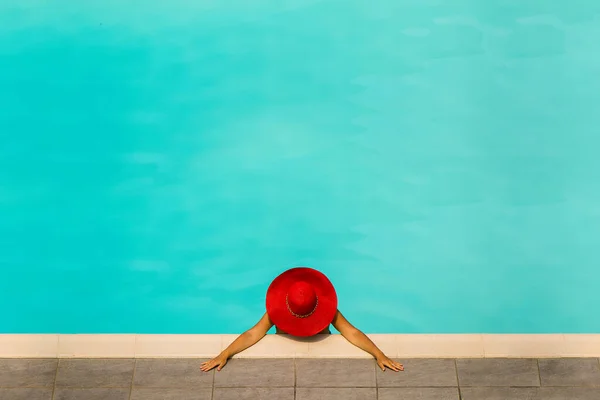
1, 334, 599, 358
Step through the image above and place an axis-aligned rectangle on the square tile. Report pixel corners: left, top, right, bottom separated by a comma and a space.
377, 359, 457, 387
213, 359, 294, 387
536, 387, 600, 399
539, 358, 600, 386
131, 388, 213, 400
296, 359, 376, 387
456, 359, 540, 387
0, 388, 53, 400
225, 334, 309, 358
483, 334, 565, 358
0, 335, 58, 358
213, 388, 294, 400
0, 359, 57, 387
397, 335, 484, 358
56, 359, 134, 388
134, 359, 213, 388
296, 388, 376, 400
220, 335, 237, 351
367, 335, 398, 358
306, 335, 371, 358
378, 388, 460, 400
136, 335, 221, 358
58, 335, 135, 358
563, 335, 600, 357
53, 388, 130, 400
460, 387, 538, 400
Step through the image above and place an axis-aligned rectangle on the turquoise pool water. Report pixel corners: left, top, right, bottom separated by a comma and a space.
2, 1, 600, 334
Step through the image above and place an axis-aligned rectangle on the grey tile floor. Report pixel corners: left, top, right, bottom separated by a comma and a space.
1, 358, 600, 399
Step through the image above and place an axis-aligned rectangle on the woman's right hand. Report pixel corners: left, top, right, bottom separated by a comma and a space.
200, 354, 228, 372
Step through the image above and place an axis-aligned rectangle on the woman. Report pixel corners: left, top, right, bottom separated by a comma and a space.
201, 267, 404, 372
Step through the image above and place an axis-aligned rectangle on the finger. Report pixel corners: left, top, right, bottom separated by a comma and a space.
386, 362, 399, 372
201, 362, 215, 371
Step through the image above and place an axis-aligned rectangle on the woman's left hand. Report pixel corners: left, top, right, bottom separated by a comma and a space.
376, 355, 404, 372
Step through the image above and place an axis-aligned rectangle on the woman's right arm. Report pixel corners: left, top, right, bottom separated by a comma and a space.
201, 312, 273, 371
221, 313, 273, 358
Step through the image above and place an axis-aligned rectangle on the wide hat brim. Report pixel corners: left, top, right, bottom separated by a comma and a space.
266, 267, 338, 337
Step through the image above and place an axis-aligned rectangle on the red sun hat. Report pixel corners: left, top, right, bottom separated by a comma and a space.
266, 267, 338, 337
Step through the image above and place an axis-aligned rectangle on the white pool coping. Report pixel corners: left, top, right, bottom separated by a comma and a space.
1, 334, 599, 358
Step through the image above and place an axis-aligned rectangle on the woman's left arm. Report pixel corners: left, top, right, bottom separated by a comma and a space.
332, 310, 404, 372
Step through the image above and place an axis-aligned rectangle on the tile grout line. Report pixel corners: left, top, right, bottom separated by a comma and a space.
129, 334, 138, 400
128, 359, 137, 400
293, 356, 297, 399
51, 358, 59, 400
454, 358, 462, 400
536, 358, 542, 387
458, 385, 597, 388
51, 335, 60, 399
375, 358, 379, 400
211, 360, 215, 400
111, 384, 597, 389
